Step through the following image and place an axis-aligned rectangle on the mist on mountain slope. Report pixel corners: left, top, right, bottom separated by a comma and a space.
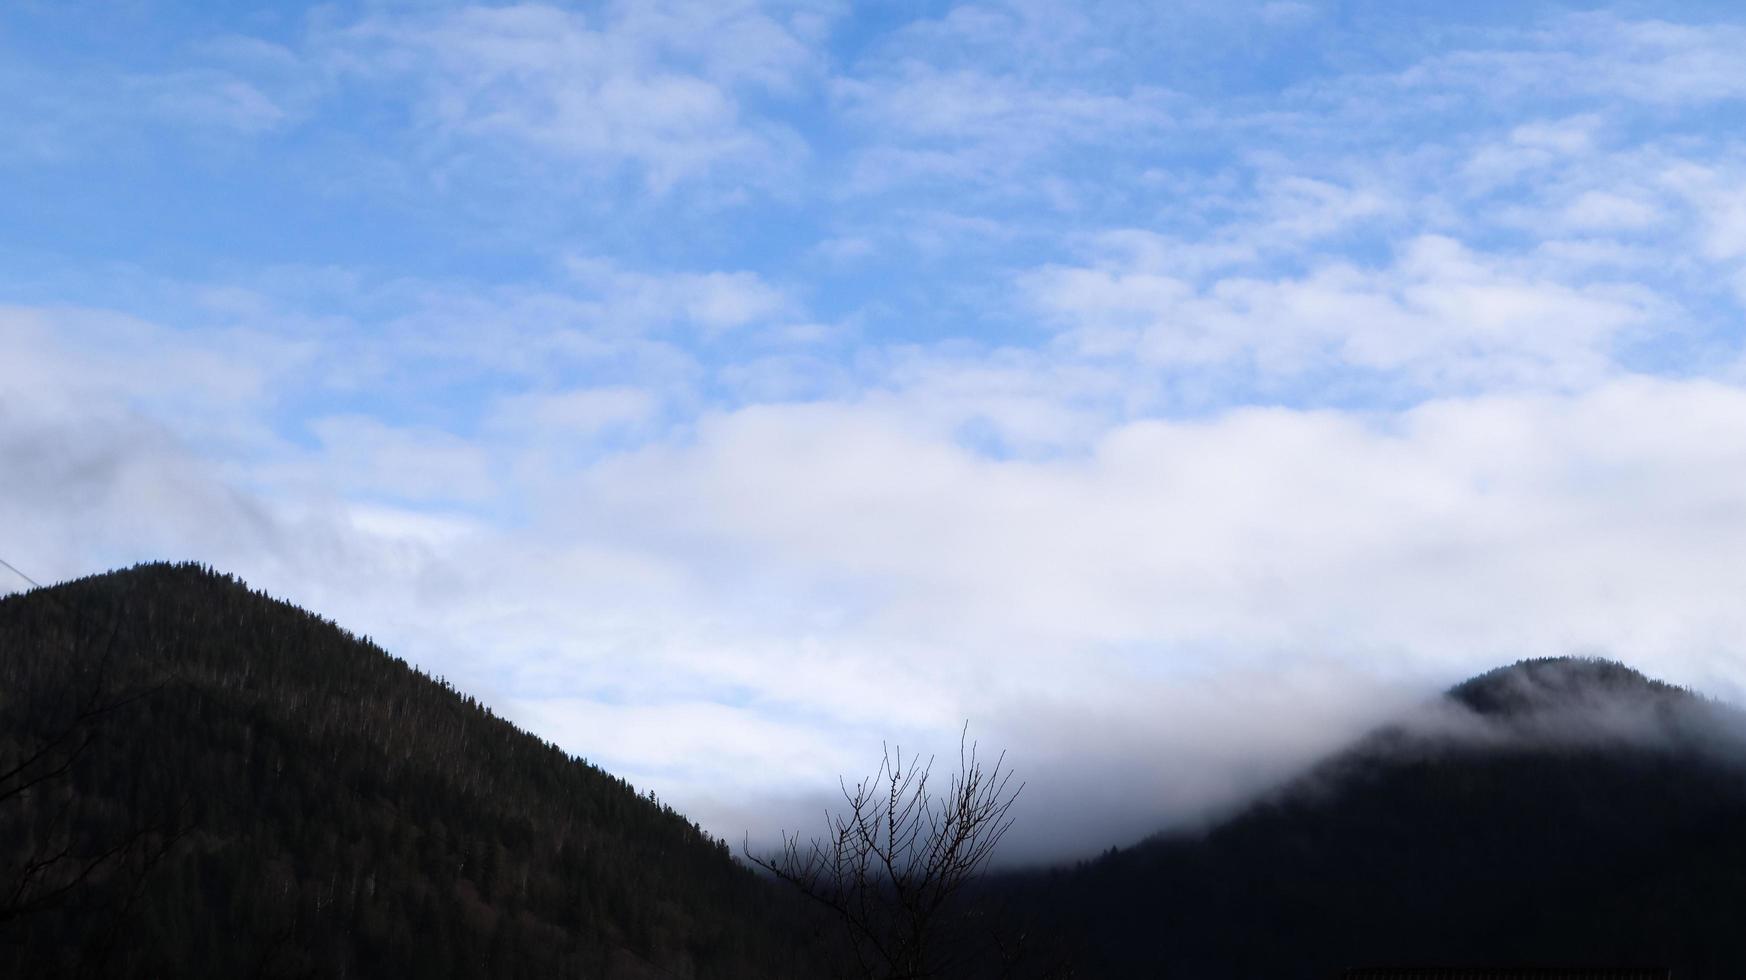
993, 657, 1746, 979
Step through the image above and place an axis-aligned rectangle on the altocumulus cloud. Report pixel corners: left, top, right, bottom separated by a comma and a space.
5, 0, 1746, 861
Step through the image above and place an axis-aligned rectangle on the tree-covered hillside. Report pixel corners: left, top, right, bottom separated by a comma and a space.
0, 562, 821, 978
997, 658, 1746, 979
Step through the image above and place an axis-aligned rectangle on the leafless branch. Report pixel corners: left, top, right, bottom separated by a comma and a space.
747, 725, 1024, 980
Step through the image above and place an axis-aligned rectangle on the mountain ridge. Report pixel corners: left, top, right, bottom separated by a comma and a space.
0, 561, 823, 978
1449, 656, 1692, 717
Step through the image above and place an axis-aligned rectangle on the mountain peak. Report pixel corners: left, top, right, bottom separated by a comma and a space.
1446, 656, 1684, 718
48, 559, 249, 593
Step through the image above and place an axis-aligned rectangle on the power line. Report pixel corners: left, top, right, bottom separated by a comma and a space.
0, 555, 43, 590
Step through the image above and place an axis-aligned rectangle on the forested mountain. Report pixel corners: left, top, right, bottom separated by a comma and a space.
9, 564, 1746, 979
997, 657, 1746, 979
0, 562, 823, 978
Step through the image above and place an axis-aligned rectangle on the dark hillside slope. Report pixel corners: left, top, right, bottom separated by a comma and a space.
0, 562, 818, 978
1002, 658, 1746, 979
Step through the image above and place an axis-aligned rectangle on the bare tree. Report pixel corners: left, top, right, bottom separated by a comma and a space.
747, 727, 1030, 980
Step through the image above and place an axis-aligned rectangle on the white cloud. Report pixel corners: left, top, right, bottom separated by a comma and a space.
1028, 232, 1660, 390
305, 416, 499, 505
134, 69, 293, 134
562, 258, 799, 336
506, 698, 855, 791
0, 305, 307, 449
1575, 15, 1746, 105
836, 62, 1176, 197
564, 377, 1746, 664
1249, 174, 1394, 241
1558, 190, 1662, 232
1462, 115, 1606, 188
1661, 163, 1746, 262
327, 1, 828, 191
489, 386, 660, 439
838, 65, 1172, 144
1391, 14, 1746, 108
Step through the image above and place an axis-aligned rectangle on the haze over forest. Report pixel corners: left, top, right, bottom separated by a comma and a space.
8, 0, 1746, 865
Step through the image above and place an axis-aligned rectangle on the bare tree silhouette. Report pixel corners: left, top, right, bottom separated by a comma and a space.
747, 727, 1041, 980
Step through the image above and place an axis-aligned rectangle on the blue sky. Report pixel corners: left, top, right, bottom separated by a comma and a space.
7, 0, 1746, 857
